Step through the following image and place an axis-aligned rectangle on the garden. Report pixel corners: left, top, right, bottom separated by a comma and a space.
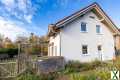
16, 58, 119, 80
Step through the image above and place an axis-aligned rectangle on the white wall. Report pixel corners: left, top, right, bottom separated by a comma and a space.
48, 34, 60, 56
60, 11, 115, 62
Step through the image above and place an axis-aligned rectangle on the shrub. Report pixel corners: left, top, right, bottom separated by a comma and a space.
0, 48, 18, 54
65, 61, 93, 72
64, 60, 107, 73
115, 50, 120, 56
64, 61, 81, 73
17, 73, 41, 80
17, 70, 59, 80
0, 48, 18, 58
70, 70, 110, 80
17, 71, 40, 80
70, 73, 96, 80
96, 70, 110, 80
112, 57, 120, 71
39, 72, 59, 80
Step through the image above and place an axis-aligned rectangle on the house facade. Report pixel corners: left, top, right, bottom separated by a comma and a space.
48, 3, 120, 62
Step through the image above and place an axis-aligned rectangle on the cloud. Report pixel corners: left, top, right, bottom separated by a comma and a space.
0, 17, 29, 41
17, 0, 27, 12
56, 0, 70, 8
58, 0, 69, 6
55, 0, 85, 8
24, 15, 32, 23
0, 0, 38, 23
1, 0, 15, 8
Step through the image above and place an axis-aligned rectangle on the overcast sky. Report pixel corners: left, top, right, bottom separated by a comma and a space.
0, 0, 120, 41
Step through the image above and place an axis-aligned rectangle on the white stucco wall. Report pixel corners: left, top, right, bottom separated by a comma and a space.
60, 11, 115, 62
48, 34, 60, 56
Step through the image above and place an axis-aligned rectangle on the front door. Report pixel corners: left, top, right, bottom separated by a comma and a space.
98, 45, 102, 61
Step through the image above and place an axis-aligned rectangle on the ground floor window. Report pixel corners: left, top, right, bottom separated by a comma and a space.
82, 45, 88, 54
49, 42, 54, 56
51, 45, 54, 56
98, 45, 102, 51
55, 46, 57, 56
97, 45, 102, 61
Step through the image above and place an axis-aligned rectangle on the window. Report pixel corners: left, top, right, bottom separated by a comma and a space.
55, 46, 57, 56
51, 45, 54, 56
50, 42, 54, 56
96, 25, 101, 33
82, 45, 88, 54
81, 22, 87, 32
98, 45, 102, 51
48, 47, 50, 56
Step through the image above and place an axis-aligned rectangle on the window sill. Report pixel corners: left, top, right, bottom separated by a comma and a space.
81, 31, 88, 33
96, 33, 103, 35
81, 54, 90, 56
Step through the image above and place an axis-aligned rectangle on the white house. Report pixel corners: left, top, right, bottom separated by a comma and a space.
48, 2, 120, 62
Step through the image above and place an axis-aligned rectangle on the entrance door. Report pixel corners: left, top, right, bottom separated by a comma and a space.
98, 45, 102, 61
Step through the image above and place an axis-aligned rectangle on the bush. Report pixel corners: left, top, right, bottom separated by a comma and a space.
112, 56, 120, 71
17, 70, 59, 80
17, 72, 40, 80
64, 60, 107, 74
0, 48, 18, 54
115, 50, 120, 56
0, 48, 18, 58
70, 73, 96, 80
70, 70, 110, 80
64, 61, 81, 73
96, 70, 110, 80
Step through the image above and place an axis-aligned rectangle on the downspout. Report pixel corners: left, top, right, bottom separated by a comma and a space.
113, 34, 119, 55
114, 35, 116, 56
112, 34, 117, 65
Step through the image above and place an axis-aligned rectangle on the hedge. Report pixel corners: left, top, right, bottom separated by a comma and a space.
0, 48, 18, 56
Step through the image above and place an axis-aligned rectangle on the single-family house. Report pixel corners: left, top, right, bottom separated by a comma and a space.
48, 2, 120, 62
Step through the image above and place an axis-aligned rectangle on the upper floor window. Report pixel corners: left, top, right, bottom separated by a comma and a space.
81, 22, 87, 32
96, 25, 101, 33
82, 45, 88, 54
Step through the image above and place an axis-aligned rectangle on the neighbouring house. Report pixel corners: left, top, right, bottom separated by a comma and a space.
48, 2, 120, 62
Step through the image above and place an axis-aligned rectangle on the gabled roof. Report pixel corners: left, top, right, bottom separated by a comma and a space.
55, 2, 97, 26
48, 2, 120, 36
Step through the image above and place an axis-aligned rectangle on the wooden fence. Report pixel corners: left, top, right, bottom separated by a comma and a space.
0, 54, 31, 79
0, 59, 17, 78
0, 42, 48, 79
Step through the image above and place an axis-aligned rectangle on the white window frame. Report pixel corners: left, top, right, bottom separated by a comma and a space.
82, 45, 88, 54
54, 46, 57, 56
81, 22, 87, 32
96, 25, 101, 34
